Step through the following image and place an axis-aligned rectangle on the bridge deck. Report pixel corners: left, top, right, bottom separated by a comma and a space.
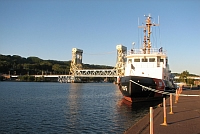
74, 69, 117, 77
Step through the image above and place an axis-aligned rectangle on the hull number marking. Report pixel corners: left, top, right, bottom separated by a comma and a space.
122, 86, 127, 91
142, 86, 148, 91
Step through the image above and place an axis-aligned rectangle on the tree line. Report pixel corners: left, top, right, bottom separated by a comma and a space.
173, 70, 200, 85
0, 54, 199, 84
0, 54, 113, 76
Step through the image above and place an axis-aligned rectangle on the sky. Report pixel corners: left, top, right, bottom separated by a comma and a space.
0, 0, 200, 75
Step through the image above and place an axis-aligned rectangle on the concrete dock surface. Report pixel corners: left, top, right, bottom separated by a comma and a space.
124, 90, 200, 134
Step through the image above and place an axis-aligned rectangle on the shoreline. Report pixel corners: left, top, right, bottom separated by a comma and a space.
124, 101, 163, 134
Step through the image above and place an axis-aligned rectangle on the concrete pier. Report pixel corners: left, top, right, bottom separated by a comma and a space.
124, 90, 200, 134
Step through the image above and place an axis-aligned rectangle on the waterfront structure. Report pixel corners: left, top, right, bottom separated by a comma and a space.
70, 48, 83, 76
115, 45, 127, 77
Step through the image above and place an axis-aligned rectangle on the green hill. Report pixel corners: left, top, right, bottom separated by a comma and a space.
0, 54, 114, 75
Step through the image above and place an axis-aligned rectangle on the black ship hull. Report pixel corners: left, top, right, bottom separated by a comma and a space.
118, 76, 166, 102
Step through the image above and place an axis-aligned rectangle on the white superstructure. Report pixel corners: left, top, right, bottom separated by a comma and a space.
124, 14, 171, 80
125, 48, 170, 80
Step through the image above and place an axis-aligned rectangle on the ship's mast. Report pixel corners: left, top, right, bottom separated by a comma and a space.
143, 26, 147, 54
139, 14, 159, 54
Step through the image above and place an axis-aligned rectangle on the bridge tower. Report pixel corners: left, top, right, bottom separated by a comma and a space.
115, 45, 127, 76
70, 48, 83, 76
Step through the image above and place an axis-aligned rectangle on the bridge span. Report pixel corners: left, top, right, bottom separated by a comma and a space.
59, 45, 127, 83
74, 69, 117, 77
7, 68, 118, 83
58, 69, 118, 83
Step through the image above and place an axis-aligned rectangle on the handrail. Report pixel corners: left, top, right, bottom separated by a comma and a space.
127, 48, 167, 55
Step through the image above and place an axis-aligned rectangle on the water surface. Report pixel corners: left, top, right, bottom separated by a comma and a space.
0, 82, 154, 133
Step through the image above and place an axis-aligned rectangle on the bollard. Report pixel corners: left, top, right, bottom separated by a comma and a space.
175, 90, 178, 103
169, 93, 174, 114
180, 85, 183, 94
150, 107, 153, 134
161, 97, 168, 126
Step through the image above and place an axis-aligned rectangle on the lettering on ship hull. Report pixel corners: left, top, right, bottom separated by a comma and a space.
122, 86, 127, 91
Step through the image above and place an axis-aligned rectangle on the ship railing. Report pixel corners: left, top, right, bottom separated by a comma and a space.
127, 48, 166, 55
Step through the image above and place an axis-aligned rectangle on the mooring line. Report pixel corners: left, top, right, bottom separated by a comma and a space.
129, 80, 200, 97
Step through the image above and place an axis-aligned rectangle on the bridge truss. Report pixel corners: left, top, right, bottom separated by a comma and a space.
74, 69, 117, 77
59, 45, 126, 82
58, 69, 117, 83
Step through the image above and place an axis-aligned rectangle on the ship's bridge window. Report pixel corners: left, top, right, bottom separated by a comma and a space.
160, 59, 164, 62
149, 58, 155, 62
134, 59, 140, 62
142, 58, 148, 62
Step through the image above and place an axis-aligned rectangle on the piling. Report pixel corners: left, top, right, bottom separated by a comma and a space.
150, 107, 153, 134
175, 90, 178, 103
160, 97, 167, 126
169, 93, 173, 114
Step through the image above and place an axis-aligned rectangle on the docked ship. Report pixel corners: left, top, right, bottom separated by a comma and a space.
118, 14, 175, 102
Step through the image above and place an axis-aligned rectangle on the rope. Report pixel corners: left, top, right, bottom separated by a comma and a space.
129, 80, 200, 97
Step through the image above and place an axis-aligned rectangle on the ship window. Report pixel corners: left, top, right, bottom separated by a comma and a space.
160, 59, 164, 62
142, 58, 148, 62
134, 59, 140, 62
149, 58, 155, 62
128, 59, 132, 63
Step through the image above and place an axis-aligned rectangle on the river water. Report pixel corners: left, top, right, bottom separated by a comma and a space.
0, 82, 159, 133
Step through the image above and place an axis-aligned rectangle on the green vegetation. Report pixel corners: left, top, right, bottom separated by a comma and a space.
173, 70, 199, 85
18, 75, 35, 82
0, 54, 114, 76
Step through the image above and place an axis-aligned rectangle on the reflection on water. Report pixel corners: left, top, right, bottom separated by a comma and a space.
0, 82, 161, 133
